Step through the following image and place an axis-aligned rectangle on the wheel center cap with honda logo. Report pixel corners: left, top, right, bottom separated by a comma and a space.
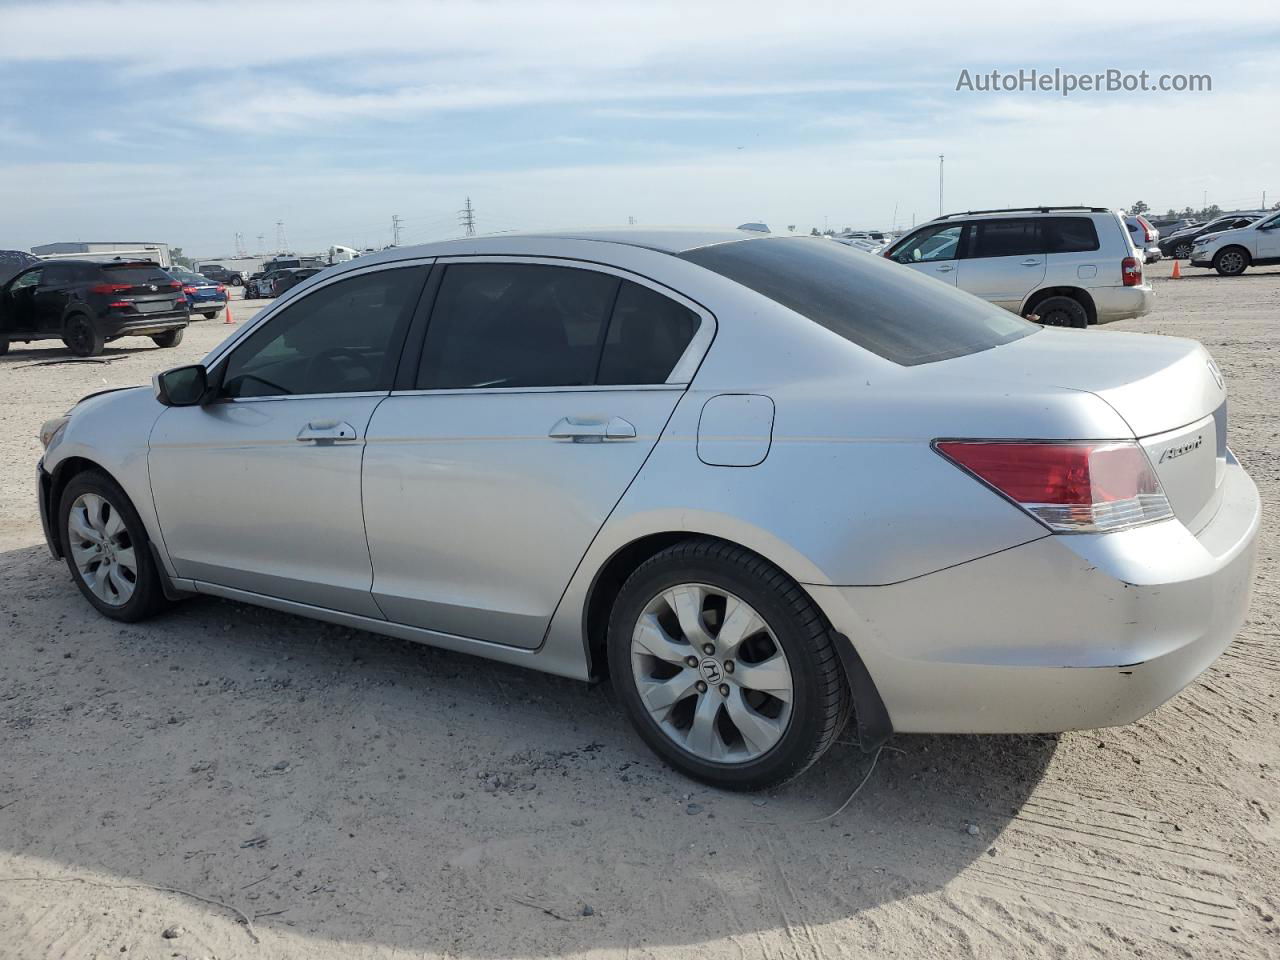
699, 657, 723, 685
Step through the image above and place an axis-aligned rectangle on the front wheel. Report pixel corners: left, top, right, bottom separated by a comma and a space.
608, 538, 851, 790
1214, 247, 1250, 276
1174, 242, 1193, 259
152, 328, 184, 348
59, 470, 169, 622
63, 314, 104, 357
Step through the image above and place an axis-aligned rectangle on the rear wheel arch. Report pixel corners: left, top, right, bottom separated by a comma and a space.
583, 532, 892, 753
1023, 286, 1097, 325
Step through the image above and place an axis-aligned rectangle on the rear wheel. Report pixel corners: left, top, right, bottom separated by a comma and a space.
608, 538, 850, 790
63, 314, 104, 357
59, 470, 169, 622
1174, 242, 1193, 259
202, 311, 218, 320
1033, 296, 1089, 328
1214, 247, 1249, 276
152, 329, 184, 348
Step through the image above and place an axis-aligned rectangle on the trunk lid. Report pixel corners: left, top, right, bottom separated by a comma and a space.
943, 329, 1228, 531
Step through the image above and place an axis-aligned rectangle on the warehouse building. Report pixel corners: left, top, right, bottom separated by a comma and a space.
31, 240, 172, 267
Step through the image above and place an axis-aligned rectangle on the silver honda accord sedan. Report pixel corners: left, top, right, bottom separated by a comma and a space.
36, 230, 1260, 789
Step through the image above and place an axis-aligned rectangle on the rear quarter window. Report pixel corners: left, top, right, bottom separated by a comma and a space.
1046, 217, 1100, 253
679, 237, 1036, 366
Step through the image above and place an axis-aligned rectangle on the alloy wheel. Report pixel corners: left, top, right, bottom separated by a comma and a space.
630, 583, 793, 763
67, 492, 138, 606
1175, 243, 1192, 259
1219, 251, 1245, 275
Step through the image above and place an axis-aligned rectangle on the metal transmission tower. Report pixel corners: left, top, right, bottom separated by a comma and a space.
257, 234, 266, 253
459, 197, 476, 237
391, 215, 403, 246
234, 232, 246, 257
275, 221, 288, 253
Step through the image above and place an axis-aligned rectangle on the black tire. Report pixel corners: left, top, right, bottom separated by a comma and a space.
58, 469, 170, 622
607, 537, 851, 790
63, 313, 104, 357
1032, 295, 1089, 328
1214, 247, 1250, 277
0, 338, 9, 356
201, 311, 218, 320
1174, 242, 1193, 259
152, 328, 184, 348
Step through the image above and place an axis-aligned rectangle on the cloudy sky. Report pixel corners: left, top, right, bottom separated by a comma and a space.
1, 0, 1277, 257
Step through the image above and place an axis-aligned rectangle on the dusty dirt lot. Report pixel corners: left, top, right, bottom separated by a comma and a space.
1, 264, 1277, 959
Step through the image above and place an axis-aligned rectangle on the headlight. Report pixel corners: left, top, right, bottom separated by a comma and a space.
39, 415, 71, 450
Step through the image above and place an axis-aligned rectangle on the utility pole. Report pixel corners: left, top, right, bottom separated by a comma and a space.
256, 234, 265, 253
391, 215, 402, 246
459, 197, 476, 237
938, 154, 945, 216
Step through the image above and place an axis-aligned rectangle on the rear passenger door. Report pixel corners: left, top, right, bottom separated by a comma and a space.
362, 258, 712, 648
956, 218, 1047, 311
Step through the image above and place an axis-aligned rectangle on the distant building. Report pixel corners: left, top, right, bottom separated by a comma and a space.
31, 241, 171, 267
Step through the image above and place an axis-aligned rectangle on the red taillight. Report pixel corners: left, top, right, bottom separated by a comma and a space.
216, 284, 226, 293
1122, 256, 1142, 286
108, 301, 131, 308
169, 280, 182, 289
935, 440, 1172, 533
90, 282, 132, 295
1138, 215, 1155, 243
182, 285, 198, 294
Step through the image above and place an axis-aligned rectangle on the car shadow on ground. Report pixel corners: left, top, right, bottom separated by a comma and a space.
0, 543, 1056, 956
0, 343, 174, 366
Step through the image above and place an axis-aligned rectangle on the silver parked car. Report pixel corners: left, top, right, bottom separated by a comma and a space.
37, 230, 1259, 789
884, 206, 1153, 327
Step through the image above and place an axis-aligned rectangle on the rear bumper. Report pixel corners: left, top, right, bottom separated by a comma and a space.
101, 315, 190, 337
811, 457, 1260, 734
1092, 284, 1153, 323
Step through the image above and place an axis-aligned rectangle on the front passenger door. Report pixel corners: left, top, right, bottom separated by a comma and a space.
149, 263, 430, 615
890, 223, 963, 286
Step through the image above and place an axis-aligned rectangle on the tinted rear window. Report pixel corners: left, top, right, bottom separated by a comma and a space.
98, 264, 172, 284
679, 237, 1035, 366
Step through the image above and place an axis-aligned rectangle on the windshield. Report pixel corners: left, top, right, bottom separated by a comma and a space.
1257, 212, 1280, 230
679, 237, 1036, 366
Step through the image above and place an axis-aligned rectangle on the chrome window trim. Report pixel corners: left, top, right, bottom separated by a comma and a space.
422, 254, 717, 388
388, 384, 684, 398
202, 257, 438, 370
208, 390, 390, 406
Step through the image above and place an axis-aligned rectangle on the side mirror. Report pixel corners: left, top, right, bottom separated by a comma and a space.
153, 364, 210, 406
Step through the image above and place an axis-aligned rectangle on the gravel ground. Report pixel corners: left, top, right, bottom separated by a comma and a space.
1, 263, 1277, 959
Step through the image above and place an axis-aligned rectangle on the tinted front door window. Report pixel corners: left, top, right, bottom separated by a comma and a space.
222, 266, 426, 397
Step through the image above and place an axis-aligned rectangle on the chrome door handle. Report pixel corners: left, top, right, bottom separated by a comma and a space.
297, 420, 358, 443
1020, 258, 1042, 266
934, 264, 955, 273
548, 416, 636, 442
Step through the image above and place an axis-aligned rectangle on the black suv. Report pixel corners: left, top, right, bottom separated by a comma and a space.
0, 259, 190, 357
197, 264, 244, 285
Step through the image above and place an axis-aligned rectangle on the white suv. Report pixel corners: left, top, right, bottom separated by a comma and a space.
1189, 209, 1280, 276
883, 206, 1151, 327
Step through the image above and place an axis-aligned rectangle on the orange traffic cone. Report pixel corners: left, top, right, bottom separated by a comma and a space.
1170, 259, 1182, 279
224, 302, 235, 324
